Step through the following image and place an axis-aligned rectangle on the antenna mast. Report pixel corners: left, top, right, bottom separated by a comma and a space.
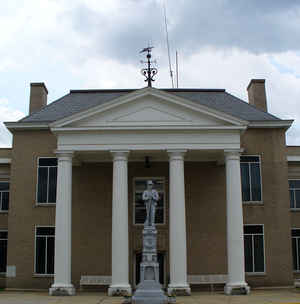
176, 50, 179, 88
163, 3, 174, 88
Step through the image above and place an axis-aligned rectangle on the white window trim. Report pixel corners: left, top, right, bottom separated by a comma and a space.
244, 224, 266, 275
0, 229, 8, 275
36, 157, 57, 206
289, 179, 300, 210
34, 225, 55, 275
133, 177, 166, 226
0, 181, 9, 212
291, 228, 300, 272
241, 155, 263, 204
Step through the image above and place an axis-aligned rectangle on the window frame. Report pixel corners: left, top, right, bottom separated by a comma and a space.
289, 179, 300, 211
34, 225, 55, 276
36, 157, 57, 206
133, 177, 166, 226
240, 155, 263, 204
291, 228, 300, 272
244, 224, 266, 275
0, 181, 9, 213
0, 229, 8, 275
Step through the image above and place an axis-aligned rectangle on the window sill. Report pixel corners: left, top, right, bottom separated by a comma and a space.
243, 201, 264, 206
33, 273, 54, 278
35, 203, 56, 207
134, 223, 166, 227
0, 272, 6, 278
0, 211, 8, 214
291, 209, 300, 212
246, 272, 266, 276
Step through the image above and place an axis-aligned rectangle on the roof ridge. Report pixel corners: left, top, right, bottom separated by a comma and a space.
69, 88, 226, 93
70, 89, 136, 93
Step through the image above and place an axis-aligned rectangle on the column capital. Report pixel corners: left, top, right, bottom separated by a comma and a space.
110, 150, 130, 161
167, 149, 187, 161
55, 150, 74, 161
224, 149, 243, 161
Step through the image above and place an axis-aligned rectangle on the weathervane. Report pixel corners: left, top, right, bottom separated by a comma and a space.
140, 46, 158, 87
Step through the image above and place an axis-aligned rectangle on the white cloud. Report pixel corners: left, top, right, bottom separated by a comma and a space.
0, 0, 299, 147
0, 98, 24, 147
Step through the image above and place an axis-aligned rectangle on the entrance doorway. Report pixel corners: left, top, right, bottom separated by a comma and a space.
135, 252, 165, 287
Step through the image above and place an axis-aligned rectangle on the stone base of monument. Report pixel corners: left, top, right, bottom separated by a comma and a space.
49, 285, 76, 296
224, 283, 250, 295
132, 280, 168, 304
167, 286, 191, 296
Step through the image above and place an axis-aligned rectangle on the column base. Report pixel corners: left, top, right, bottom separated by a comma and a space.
49, 284, 76, 296
167, 284, 191, 296
224, 283, 250, 295
108, 284, 132, 296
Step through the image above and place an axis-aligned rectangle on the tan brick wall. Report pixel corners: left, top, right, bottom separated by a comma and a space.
287, 146, 300, 156
6, 131, 57, 289
6, 127, 295, 290
0, 148, 12, 159
241, 128, 294, 286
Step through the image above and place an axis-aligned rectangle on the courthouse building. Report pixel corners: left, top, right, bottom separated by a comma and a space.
0, 79, 300, 295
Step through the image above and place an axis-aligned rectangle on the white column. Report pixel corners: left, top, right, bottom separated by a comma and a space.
49, 151, 75, 296
108, 151, 131, 296
224, 150, 250, 295
167, 150, 190, 296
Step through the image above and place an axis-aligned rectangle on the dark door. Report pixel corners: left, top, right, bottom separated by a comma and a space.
135, 252, 165, 286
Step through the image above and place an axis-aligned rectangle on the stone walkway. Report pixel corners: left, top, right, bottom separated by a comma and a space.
1, 289, 300, 304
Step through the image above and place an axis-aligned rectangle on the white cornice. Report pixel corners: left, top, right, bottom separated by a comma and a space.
51, 125, 247, 133
0, 158, 11, 164
4, 122, 49, 131
248, 120, 294, 129
287, 155, 300, 162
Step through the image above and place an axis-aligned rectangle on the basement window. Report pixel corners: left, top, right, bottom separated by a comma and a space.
0, 231, 7, 274
240, 156, 262, 202
0, 182, 9, 211
37, 158, 57, 204
35, 227, 55, 275
289, 180, 300, 210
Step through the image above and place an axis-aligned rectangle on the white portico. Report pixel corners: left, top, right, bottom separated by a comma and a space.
49, 87, 250, 296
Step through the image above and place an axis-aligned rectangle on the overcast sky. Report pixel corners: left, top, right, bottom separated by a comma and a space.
1, 0, 300, 147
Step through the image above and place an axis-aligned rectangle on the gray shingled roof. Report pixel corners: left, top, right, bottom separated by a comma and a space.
20, 88, 280, 123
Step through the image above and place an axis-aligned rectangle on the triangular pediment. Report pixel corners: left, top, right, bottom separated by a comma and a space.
51, 87, 248, 129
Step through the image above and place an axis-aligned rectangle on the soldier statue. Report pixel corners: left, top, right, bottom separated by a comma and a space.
142, 180, 159, 227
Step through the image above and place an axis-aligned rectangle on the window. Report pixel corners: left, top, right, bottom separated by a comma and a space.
289, 180, 300, 209
292, 229, 300, 271
0, 231, 7, 273
0, 182, 9, 211
35, 227, 55, 275
244, 225, 265, 273
37, 158, 57, 204
240, 156, 262, 202
134, 178, 165, 225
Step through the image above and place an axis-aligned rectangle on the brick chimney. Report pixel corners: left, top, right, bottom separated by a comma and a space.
29, 82, 48, 114
247, 79, 268, 112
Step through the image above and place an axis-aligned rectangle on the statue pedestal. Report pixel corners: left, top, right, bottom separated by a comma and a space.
132, 226, 168, 304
